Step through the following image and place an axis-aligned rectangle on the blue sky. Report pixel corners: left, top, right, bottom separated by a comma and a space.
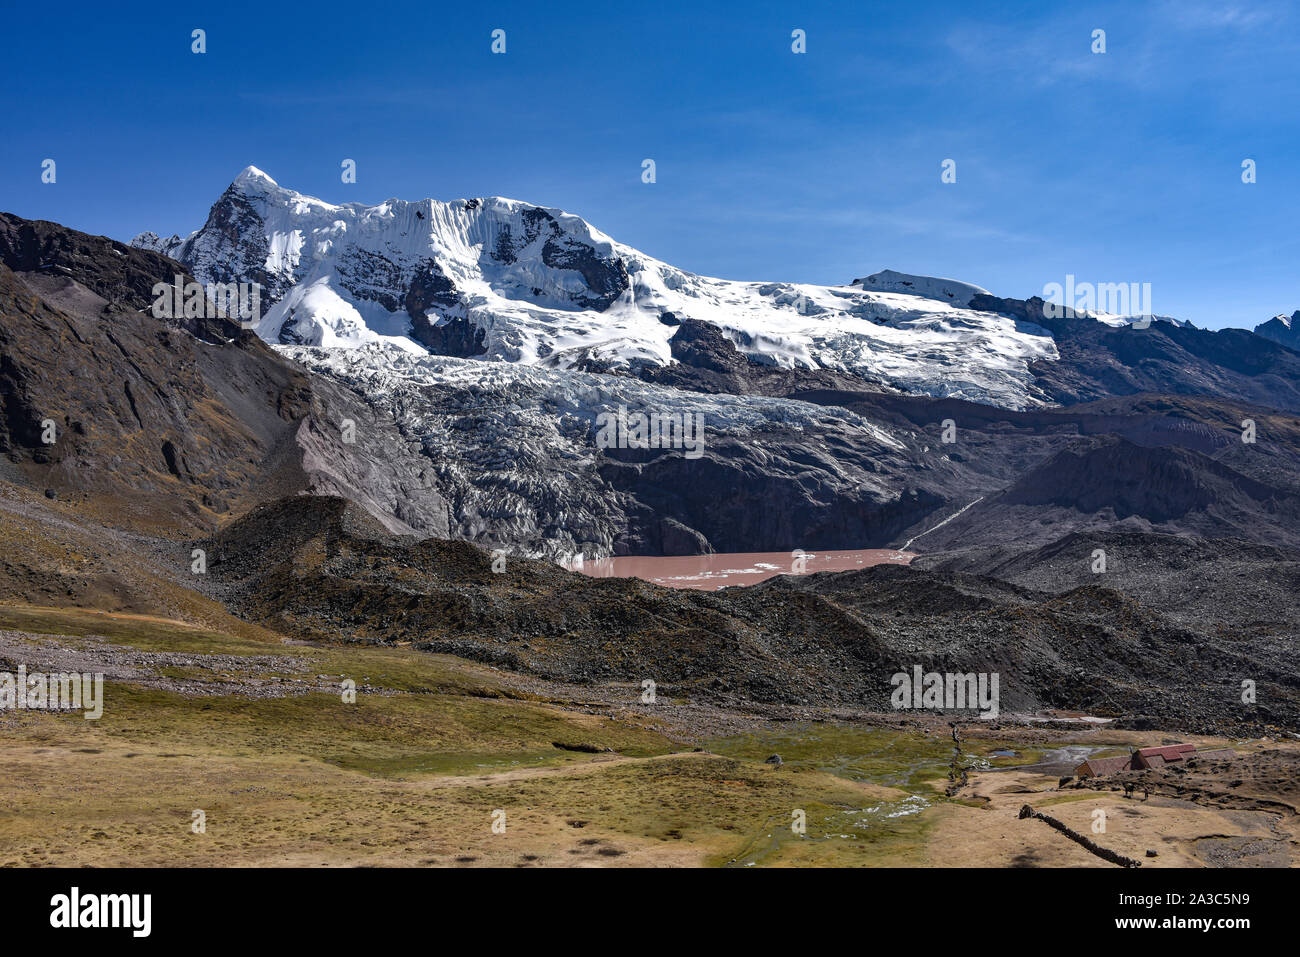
3, 0, 1298, 329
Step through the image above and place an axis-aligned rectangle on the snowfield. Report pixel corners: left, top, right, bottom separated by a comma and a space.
136, 167, 1061, 410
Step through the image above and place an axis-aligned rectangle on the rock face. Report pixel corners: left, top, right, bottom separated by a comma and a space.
0, 213, 312, 528
970, 294, 1300, 413
1255, 311, 1300, 351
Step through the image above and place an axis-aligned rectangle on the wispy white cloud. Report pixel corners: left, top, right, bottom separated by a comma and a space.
1159, 0, 1287, 31
941, 17, 1165, 91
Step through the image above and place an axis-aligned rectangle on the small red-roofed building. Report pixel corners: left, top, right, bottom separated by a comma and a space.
1074, 754, 1136, 778
1134, 744, 1196, 768
1073, 744, 1236, 779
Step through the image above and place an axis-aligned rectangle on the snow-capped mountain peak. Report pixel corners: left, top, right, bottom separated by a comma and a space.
1254, 309, 1300, 350
233, 164, 279, 189
131, 168, 1061, 408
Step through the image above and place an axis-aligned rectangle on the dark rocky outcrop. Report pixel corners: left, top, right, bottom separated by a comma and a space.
0, 220, 312, 529
1254, 311, 1300, 351
493, 206, 629, 310
169, 184, 283, 301
404, 258, 460, 320
632, 317, 897, 398
409, 315, 487, 358
967, 293, 1300, 413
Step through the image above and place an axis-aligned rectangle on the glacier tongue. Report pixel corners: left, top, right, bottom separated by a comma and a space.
278, 342, 933, 559
134, 167, 1059, 410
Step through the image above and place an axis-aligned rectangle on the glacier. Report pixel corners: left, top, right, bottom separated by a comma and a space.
134, 166, 1060, 410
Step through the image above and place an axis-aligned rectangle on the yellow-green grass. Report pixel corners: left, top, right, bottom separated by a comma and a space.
705, 724, 1043, 791
1, 721, 903, 867
0, 605, 924, 866
0, 604, 1107, 867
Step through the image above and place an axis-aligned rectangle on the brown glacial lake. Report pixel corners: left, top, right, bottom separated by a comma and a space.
573, 548, 914, 591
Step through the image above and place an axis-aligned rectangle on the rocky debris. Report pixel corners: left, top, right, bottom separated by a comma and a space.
195, 495, 1300, 732
908, 435, 1300, 552
811, 389, 1300, 553
917, 531, 1300, 724
0, 628, 313, 699
764, 754, 783, 765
